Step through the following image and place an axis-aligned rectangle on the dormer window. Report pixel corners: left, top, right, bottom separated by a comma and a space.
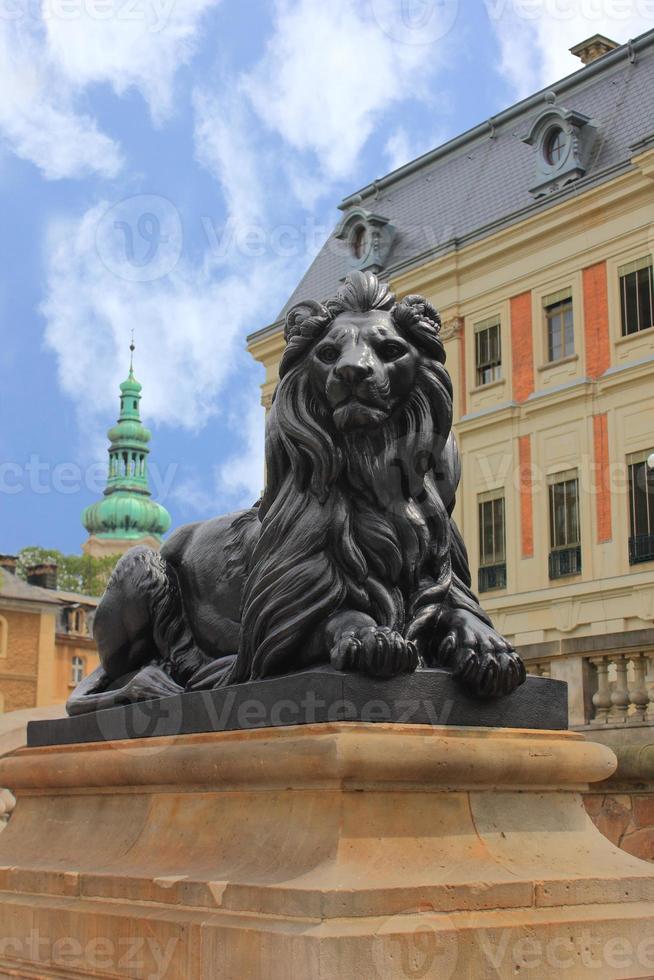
523, 105, 598, 198
335, 208, 395, 273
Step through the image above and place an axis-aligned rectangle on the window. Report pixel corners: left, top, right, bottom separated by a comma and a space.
628, 452, 654, 564
478, 492, 506, 592
71, 656, 85, 686
548, 472, 581, 578
350, 224, 368, 259
544, 289, 574, 362
619, 256, 654, 336
545, 127, 566, 165
475, 318, 501, 386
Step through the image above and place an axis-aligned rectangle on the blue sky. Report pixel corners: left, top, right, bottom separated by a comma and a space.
1, 0, 652, 555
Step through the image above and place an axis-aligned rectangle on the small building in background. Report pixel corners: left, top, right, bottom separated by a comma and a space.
0, 556, 99, 712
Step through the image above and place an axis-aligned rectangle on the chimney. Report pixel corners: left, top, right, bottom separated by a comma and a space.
570, 34, 619, 66
26, 563, 58, 590
0, 555, 17, 575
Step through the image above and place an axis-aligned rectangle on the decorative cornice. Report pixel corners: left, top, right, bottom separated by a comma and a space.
439, 316, 464, 342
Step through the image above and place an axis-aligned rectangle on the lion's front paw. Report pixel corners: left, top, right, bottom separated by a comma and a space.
437, 612, 526, 697
331, 626, 419, 679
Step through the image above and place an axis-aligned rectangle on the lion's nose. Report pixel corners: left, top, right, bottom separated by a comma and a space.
334, 362, 373, 385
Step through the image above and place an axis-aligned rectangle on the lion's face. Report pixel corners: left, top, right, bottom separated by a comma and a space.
309, 310, 420, 432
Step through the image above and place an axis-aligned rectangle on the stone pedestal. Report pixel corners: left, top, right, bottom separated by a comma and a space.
0, 723, 653, 978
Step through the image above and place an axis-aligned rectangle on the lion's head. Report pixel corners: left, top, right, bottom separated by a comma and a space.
262, 270, 453, 510
309, 308, 422, 433
232, 272, 458, 684
280, 270, 448, 433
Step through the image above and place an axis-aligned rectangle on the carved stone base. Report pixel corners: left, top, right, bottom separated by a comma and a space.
0, 725, 653, 978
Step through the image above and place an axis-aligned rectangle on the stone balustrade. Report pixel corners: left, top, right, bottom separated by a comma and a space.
587, 651, 652, 726
524, 650, 652, 726
519, 628, 654, 729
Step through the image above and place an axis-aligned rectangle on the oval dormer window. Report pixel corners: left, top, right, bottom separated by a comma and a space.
545, 127, 566, 166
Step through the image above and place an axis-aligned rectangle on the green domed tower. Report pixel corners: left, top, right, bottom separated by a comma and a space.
82, 344, 171, 558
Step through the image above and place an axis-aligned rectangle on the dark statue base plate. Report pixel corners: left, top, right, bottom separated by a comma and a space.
28, 668, 567, 746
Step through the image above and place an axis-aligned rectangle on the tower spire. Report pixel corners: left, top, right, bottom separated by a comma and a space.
81, 344, 171, 557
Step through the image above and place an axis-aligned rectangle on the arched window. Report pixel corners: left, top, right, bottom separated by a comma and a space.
71, 656, 85, 685
0, 616, 7, 659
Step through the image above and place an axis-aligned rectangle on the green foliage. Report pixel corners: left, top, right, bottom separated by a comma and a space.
16, 547, 116, 597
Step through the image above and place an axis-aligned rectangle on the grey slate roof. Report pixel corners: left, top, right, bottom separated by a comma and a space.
0, 571, 98, 608
0, 571, 60, 605
258, 28, 654, 338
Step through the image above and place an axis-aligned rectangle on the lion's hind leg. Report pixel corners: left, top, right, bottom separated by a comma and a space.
67, 546, 196, 716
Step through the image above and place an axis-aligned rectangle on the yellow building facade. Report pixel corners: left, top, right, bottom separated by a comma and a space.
0, 561, 99, 712
247, 33, 654, 736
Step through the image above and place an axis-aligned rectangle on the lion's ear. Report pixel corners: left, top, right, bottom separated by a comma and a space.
393, 295, 445, 364
284, 300, 331, 343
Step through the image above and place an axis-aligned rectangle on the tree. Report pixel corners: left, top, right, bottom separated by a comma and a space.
15, 547, 117, 597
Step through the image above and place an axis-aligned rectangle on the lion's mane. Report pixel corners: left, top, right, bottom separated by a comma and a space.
229, 271, 463, 683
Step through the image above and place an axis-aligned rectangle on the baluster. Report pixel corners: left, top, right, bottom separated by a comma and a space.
590, 656, 612, 725
629, 653, 651, 724
610, 655, 630, 724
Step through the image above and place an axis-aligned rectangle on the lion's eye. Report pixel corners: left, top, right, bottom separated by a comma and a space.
379, 342, 407, 361
317, 346, 339, 364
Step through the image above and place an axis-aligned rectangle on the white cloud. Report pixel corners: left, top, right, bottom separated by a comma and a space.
0, 20, 122, 179
0, 0, 220, 178
486, 0, 654, 98
215, 398, 266, 507
242, 0, 443, 179
384, 128, 415, 173
193, 87, 266, 230
40, 201, 288, 436
384, 124, 454, 172
168, 397, 265, 518
44, 0, 220, 123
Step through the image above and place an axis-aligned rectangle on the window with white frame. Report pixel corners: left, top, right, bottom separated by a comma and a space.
71, 656, 85, 686
619, 256, 654, 336
627, 451, 654, 564
544, 288, 574, 362
548, 471, 582, 578
478, 491, 506, 592
474, 317, 502, 386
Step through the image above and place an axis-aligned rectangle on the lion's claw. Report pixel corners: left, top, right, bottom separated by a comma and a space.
436, 612, 526, 698
331, 626, 419, 679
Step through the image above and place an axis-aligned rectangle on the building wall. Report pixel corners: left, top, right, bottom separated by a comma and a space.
53, 638, 100, 705
247, 147, 654, 729
0, 603, 100, 711
0, 607, 56, 712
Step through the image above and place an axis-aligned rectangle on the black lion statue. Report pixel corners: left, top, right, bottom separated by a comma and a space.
68, 271, 525, 715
